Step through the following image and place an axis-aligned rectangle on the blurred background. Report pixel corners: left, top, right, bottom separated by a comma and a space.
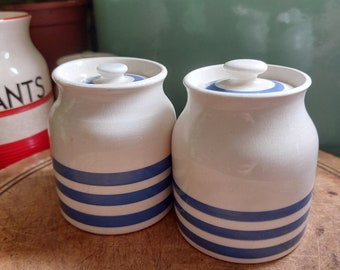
1, 0, 339, 156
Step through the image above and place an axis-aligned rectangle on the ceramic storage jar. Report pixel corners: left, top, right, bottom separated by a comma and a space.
49, 57, 176, 234
0, 12, 53, 169
172, 59, 318, 263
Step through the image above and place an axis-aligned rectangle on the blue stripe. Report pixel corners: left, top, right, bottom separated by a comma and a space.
53, 155, 171, 186
177, 219, 305, 260
59, 194, 173, 228
128, 74, 144, 81
84, 73, 144, 84
56, 174, 172, 206
173, 181, 312, 222
175, 199, 309, 240
206, 80, 284, 94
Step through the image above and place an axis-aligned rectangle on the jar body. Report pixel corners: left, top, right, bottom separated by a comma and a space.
172, 72, 318, 263
49, 58, 176, 234
0, 12, 53, 169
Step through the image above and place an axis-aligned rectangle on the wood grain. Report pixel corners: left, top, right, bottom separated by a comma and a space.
1, 150, 339, 270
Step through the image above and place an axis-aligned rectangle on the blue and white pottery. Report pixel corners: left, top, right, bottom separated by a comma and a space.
172, 59, 318, 263
49, 57, 176, 234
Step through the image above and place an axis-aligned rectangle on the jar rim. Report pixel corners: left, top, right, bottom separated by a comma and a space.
52, 57, 167, 90
0, 11, 30, 21
183, 64, 312, 98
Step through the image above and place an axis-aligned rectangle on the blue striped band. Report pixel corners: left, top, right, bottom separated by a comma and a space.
59, 194, 173, 228
56, 174, 172, 206
53, 155, 171, 186
175, 199, 309, 240
205, 80, 285, 94
84, 73, 144, 84
177, 219, 305, 260
173, 181, 312, 222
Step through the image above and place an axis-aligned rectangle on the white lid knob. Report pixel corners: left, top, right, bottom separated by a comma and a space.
223, 59, 267, 82
216, 59, 275, 91
94, 62, 133, 84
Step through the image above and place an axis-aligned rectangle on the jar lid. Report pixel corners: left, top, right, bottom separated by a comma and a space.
205, 59, 292, 94
84, 62, 145, 84
52, 57, 168, 90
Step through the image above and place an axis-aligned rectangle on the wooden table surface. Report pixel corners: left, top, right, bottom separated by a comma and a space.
1, 150, 339, 270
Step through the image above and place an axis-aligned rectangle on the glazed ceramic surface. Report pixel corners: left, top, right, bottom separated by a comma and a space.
0, 12, 53, 169
0, 0, 90, 71
172, 59, 318, 263
93, 0, 340, 156
49, 57, 176, 234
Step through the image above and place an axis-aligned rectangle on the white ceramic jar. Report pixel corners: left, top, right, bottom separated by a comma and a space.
172, 59, 318, 263
0, 12, 53, 169
49, 57, 176, 234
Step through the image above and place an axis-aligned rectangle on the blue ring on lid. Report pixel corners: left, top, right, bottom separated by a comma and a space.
83, 74, 145, 84
205, 80, 285, 94
128, 74, 145, 82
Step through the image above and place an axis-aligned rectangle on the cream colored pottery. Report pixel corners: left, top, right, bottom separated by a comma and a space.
0, 12, 53, 169
172, 59, 318, 263
49, 57, 176, 234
